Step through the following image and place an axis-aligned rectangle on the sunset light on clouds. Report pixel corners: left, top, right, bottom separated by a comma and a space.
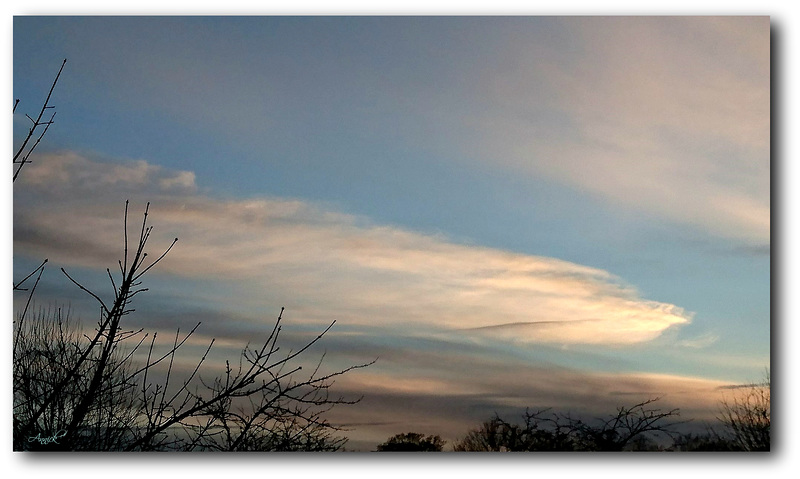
15, 152, 692, 346
11, 14, 770, 453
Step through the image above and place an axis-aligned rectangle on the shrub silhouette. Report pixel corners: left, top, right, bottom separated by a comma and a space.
454, 398, 683, 452
716, 370, 770, 451
376, 432, 445, 452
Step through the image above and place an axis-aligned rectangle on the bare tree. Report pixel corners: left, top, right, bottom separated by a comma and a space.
128, 306, 372, 452
564, 398, 683, 451
717, 370, 770, 451
13, 202, 373, 451
13, 304, 141, 451
12, 62, 372, 452
12, 60, 64, 368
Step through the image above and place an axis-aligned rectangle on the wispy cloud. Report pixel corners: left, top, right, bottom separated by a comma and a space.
677, 333, 720, 349
327, 358, 731, 446
14, 152, 692, 346
463, 17, 769, 244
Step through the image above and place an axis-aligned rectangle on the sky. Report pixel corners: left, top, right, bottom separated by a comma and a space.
10, 15, 772, 452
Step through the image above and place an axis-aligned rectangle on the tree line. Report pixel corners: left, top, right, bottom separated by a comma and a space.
376, 379, 770, 452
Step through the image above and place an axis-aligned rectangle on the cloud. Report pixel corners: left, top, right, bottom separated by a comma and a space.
90, 299, 725, 451
462, 17, 769, 244
326, 357, 731, 449
676, 333, 720, 349
14, 152, 691, 346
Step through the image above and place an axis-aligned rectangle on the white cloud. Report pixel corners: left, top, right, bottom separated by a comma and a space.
14, 152, 692, 346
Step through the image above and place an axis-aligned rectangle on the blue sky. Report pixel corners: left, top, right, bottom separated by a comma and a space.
11, 15, 770, 450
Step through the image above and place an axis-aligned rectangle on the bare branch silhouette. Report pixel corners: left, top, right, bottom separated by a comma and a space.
13, 58, 66, 182
14, 202, 373, 451
717, 370, 770, 451
12, 62, 372, 451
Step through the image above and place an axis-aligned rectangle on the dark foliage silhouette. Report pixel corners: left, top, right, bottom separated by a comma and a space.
670, 432, 741, 451
376, 432, 445, 452
454, 398, 683, 452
